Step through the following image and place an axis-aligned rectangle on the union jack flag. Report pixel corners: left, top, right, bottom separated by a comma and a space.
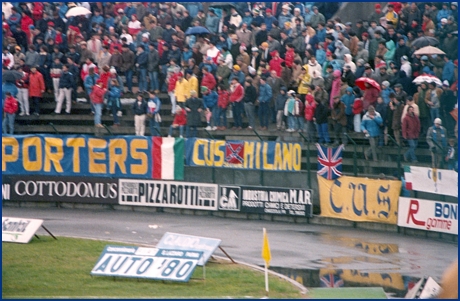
225, 142, 244, 164
320, 273, 344, 288
316, 143, 344, 180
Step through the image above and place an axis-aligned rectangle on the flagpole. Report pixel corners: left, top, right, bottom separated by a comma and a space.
264, 261, 269, 296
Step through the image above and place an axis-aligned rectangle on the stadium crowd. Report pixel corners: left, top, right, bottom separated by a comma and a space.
1, 2, 458, 168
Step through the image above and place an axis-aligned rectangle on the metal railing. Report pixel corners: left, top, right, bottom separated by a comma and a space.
387, 134, 402, 175
48, 123, 59, 134
344, 133, 358, 177
298, 132, 312, 188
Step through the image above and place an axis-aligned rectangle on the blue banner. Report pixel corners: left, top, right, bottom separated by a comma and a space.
185, 138, 302, 171
2, 135, 152, 179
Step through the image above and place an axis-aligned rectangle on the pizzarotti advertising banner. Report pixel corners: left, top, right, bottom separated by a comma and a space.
318, 175, 402, 224
185, 138, 302, 171
2, 135, 184, 180
398, 197, 458, 235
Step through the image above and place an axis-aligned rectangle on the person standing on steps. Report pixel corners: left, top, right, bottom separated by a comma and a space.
402, 105, 421, 163
132, 93, 148, 136
90, 80, 107, 128
426, 118, 447, 168
361, 105, 383, 162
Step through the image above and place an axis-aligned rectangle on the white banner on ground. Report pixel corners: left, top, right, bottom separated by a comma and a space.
2, 217, 43, 243
398, 197, 458, 235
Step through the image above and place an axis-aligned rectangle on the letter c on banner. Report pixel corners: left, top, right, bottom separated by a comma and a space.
329, 179, 343, 213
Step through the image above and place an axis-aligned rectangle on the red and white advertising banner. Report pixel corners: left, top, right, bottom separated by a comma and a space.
398, 197, 458, 235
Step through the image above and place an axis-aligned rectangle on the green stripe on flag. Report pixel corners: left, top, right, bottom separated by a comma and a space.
404, 165, 411, 173
174, 138, 185, 180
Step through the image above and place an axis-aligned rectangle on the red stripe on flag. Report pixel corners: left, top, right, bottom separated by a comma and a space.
405, 182, 413, 190
152, 137, 162, 179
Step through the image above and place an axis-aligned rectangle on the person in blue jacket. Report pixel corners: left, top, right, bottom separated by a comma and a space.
340, 87, 355, 131
135, 45, 148, 93
202, 86, 218, 130
441, 55, 455, 84
361, 105, 383, 161
147, 90, 161, 136
258, 77, 273, 130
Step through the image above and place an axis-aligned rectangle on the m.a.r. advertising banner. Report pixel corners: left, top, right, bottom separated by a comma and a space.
398, 197, 458, 235
2, 175, 118, 204
219, 185, 313, 217
318, 175, 402, 224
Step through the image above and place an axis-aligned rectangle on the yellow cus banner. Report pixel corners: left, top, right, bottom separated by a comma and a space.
318, 175, 401, 224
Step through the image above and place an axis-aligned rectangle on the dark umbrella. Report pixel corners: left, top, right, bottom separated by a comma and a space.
411, 36, 439, 49
185, 26, 211, 36
3, 70, 23, 82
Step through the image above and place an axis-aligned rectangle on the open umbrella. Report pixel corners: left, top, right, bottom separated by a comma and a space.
411, 36, 439, 49
2, 70, 23, 82
355, 77, 381, 91
413, 46, 446, 56
65, 6, 92, 18
185, 26, 210, 36
412, 74, 442, 86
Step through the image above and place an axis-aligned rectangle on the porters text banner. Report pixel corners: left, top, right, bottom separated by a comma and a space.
2, 135, 184, 180
318, 175, 402, 224
185, 138, 302, 171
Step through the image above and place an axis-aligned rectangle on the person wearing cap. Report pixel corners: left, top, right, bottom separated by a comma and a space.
278, 5, 293, 29
13, 46, 24, 69
310, 6, 325, 28
427, 117, 448, 168
361, 105, 383, 161
264, 8, 277, 31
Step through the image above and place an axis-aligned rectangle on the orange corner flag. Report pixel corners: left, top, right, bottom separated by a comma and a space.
262, 228, 271, 266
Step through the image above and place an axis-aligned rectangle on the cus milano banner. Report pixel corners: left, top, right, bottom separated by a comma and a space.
2, 135, 184, 180
185, 138, 302, 171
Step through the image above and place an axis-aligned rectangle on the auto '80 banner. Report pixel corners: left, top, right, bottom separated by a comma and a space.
2, 135, 184, 180
185, 138, 302, 171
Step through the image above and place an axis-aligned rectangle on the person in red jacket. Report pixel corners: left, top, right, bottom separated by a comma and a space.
90, 79, 107, 128
269, 50, 284, 77
352, 88, 364, 132
168, 106, 187, 138
201, 66, 217, 91
216, 84, 230, 130
167, 66, 180, 115
3, 92, 18, 134
28, 66, 45, 116
402, 105, 421, 162
285, 44, 295, 69
229, 77, 245, 130
304, 89, 317, 142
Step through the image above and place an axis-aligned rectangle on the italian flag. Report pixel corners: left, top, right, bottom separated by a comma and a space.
152, 137, 184, 180
403, 165, 413, 190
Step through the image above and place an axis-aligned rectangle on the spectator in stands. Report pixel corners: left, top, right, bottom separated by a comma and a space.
90, 79, 107, 128
216, 84, 230, 131
242, 78, 257, 131
389, 92, 404, 147
107, 78, 122, 127
132, 93, 148, 136
168, 105, 186, 138
445, 138, 457, 171
229, 77, 244, 130
15, 65, 29, 116
147, 91, 161, 137
331, 95, 347, 146
185, 90, 203, 138
427, 118, 448, 168
53, 64, 74, 115
258, 76, 273, 130
425, 82, 442, 124
402, 105, 421, 163
147, 43, 159, 93
361, 105, 383, 161
120, 44, 135, 94
28, 66, 45, 116
2, 91, 18, 134
312, 93, 330, 142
